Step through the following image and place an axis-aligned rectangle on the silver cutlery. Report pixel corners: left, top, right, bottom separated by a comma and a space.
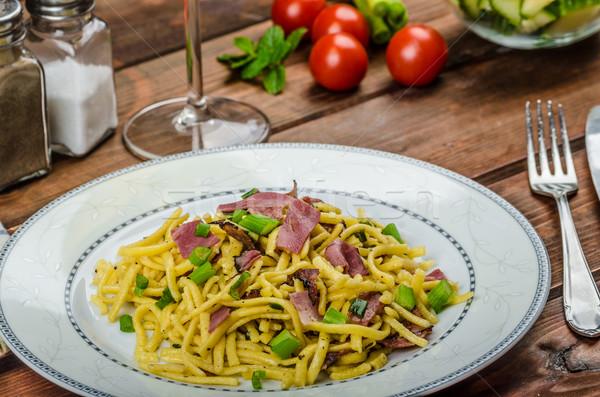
526, 99, 600, 337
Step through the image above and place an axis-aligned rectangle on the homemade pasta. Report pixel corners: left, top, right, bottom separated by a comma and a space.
91, 189, 473, 389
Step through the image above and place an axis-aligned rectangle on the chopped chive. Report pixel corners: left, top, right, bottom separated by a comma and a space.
119, 314, 134, 332
238, 213, 279, 236
269, 303, 284, 310
251, 370, 266, 390
189, 246, 212, 266
134, 274, 149, 297
349, 297, 368, 317
241, 188, 258, 199
194, 222, 211, 237
269, 329, 300, 359
155, 287, 174, 310
355, 230, 367, 242
189, 262, 216, 285
231, 209, 247, 223
322, 307, 347, 324
382, 223, 404, 244
172, 343, 181, 348
395, 285, 416, 311
427, 279, 455, 313
229, 271, 251, 300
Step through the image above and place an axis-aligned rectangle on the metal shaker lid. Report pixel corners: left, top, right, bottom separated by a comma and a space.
0, 0, 26, 47
25, 0, 95, 20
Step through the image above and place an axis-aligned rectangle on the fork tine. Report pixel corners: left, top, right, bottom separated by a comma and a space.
558, 104, 576, 176
536, 99, 551, 175
525, 101, 539, 177
547, 100, 564, 175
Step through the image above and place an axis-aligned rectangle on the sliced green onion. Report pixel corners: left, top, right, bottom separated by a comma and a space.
189, 262, 216, 285
395, 285, 415, 311
238, 214, 279, 236
134, 274, 149, 297
322, 307, 347, 324
229, 271, 251, 300
251, 370, 266, 390
231, 209, 247, 223
241, 188, 258, 199
119, 314, 134, 332
269, 303, 284, 310
269, 329, 301, 359
356, 230, 367, 242
349, 297, 368, 317
172, 343, 181, 348
155, 287, 175, 310
189, 246, 212, 266
382, 223, 404, 244
427, 279, 455, 313
193, 222, 211, 237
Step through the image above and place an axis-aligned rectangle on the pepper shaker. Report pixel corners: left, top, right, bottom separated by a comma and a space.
25, 0, 118, 157
0, 0, 51, 191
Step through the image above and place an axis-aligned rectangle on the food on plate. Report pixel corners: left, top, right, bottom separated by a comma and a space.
386, 24, 448, 86
91, 185, 473, 389
271, 0, 327, 36
453, 0, 600, 35
311, 4, 371, 47
309, 32, 368, 91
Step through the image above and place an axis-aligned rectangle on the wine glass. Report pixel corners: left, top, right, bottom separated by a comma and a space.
122, 0, 270, 160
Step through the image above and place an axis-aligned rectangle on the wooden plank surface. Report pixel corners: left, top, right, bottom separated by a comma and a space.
3, 0, 600, 395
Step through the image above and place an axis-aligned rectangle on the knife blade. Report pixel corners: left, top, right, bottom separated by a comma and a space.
586, 105, 600, 201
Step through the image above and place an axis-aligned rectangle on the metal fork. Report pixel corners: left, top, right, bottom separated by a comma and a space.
526, 99, 600, 337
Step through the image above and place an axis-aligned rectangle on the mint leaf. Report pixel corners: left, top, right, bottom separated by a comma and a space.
263, 65, 286, 94
233, 36, 255, 55
283, 27, 307, 61
241, 57, 270, 80
257, 25, 286, 64
231, 55, 255, 69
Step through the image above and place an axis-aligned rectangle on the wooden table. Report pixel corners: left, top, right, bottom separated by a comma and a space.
2, 0, 600, 395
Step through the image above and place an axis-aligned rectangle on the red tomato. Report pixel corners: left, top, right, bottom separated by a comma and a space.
386, 24, 448, 86
311, 4, 370, 48
271, 0, 327, 36
309, 33, 368, 91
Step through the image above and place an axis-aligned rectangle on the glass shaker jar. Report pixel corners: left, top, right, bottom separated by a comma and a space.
25, 0, 118, 157
0, 0, 51, 191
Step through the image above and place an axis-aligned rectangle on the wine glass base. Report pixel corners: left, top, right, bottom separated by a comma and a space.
123, 96, 270, 160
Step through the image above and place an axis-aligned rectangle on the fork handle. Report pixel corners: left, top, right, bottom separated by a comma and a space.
556, 193, 600, 337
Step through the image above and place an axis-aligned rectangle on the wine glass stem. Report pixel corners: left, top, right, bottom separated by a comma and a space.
185, 0, 204, 105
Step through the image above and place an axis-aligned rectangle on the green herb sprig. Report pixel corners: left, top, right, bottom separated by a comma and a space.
217, 25, 307, 94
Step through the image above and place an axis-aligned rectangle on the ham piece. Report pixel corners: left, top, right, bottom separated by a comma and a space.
276, 199, 321, 254
348, 291, 385, 326
289, 290, 323, 325
208, 306, 231, 333
171, 219, 220, 258
379, 327, 432, 348
286, 269, 320, 305
324, 239, 368, 277
424, 269, 447, 282
216, 192, 294, 220
235, 250, 262, 272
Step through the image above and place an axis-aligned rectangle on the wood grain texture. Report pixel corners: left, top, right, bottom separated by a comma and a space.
3, 0, 600, 395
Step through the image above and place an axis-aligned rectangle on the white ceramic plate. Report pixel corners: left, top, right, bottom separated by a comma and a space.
0, 144, 549, 396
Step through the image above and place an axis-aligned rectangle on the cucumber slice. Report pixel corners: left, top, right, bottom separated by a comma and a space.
460, 0, 482, 18
544, 4, 600, 33
521, 0, 556, 17
490, 0, 522, 25
517, 9, 557, 32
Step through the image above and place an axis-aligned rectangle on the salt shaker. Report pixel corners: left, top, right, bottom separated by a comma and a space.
0, 0, 51, 191
25, 0, 118, 157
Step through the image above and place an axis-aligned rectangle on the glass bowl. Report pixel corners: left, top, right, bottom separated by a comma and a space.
446, 0, 600, 49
